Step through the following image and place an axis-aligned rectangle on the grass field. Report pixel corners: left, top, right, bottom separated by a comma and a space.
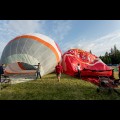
0, 72, 120, 100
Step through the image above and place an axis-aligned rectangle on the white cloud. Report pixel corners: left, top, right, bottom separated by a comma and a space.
49, 20, 72, 41
88, 31, 120, 56
61, 31, 120, 56
0, 20, 45, 39
7, 20, 45, 35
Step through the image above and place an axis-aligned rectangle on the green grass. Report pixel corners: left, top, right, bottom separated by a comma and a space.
0, 73, 120, 100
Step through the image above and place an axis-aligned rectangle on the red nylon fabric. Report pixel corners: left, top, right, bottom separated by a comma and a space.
62, 49, 113, 84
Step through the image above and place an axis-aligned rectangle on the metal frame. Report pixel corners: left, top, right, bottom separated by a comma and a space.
0, 75, 11, 90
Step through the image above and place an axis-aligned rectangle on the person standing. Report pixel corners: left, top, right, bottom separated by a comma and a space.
0, 64, 4, 82
55, 62, 63, 82
35, 63, 42, 80
76, 63, 81, 79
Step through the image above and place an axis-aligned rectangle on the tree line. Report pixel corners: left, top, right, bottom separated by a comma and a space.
99, 45, 120, 65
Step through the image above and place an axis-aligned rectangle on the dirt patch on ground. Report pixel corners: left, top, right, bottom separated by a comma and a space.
8, 74, 36, 84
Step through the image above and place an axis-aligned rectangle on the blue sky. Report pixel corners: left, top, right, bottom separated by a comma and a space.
0, 20, 120, 58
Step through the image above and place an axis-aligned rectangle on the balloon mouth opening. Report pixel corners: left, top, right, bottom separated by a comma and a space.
16, 62, 36, 70
4, 62, 36, 74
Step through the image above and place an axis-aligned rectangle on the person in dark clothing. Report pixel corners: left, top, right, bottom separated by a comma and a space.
76, 63, 81, 79
0, 64, 4, 82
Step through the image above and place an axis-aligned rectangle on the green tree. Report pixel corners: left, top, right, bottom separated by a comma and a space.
99, 44, 120, 64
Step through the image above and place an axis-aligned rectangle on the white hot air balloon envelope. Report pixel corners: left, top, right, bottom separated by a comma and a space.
0, 33, 62, 80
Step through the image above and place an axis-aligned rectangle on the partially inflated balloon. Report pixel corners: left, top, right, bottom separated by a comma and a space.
62, 49, 112, 77
0, 33, 62, 76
